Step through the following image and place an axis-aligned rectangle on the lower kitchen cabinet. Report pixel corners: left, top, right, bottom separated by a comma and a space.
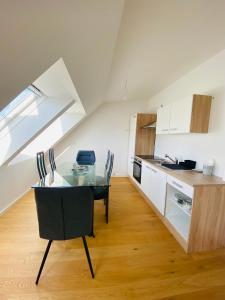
127, 155, 134, 177
132, 159, 225, 253
164, 178, 225, 253
165, 179, 193, 242
141, 162, 167, 215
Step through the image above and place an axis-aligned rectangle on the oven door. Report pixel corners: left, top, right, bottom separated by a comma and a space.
133, 160, 142, 183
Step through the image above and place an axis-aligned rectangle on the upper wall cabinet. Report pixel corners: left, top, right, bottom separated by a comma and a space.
156, 94, 212, 135
156, 105, 171, 134
169, 97, 193, 134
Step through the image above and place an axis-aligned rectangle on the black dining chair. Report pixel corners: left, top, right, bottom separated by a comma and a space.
48, 148, 56, 172
76, 150, 96, 165
105, 150, 111, 170
36, 152, 47, 180
34, 186, 95, 285
93, 153, 114, 224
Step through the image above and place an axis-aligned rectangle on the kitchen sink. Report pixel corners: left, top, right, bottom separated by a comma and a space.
161, 163, 187, 170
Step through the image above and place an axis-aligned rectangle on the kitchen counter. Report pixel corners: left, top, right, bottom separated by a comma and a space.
136, 155, 225, 187
132, 155, 225, 253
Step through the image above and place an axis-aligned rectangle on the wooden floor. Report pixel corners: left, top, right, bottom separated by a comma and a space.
1, 178, 225, 299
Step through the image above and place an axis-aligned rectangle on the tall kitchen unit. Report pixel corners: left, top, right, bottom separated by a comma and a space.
127, 113, 157, 177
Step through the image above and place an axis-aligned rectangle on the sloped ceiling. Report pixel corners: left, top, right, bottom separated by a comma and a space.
0, 0, 124, 113
2, 0, 225, 112
107, 0, 225, 102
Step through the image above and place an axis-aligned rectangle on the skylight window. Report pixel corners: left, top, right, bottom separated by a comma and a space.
0, 85, 43, 132
0, 58, 83, 167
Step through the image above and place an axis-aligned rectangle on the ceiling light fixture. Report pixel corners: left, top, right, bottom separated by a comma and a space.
122, 79, 128, 101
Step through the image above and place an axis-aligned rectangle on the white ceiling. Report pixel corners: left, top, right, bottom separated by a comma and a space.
2, 0, 225, 112
0, 0, 124, 113
106, 0, 225, 102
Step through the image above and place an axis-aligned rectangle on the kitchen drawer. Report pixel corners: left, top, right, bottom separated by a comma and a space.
144, 163, 158, 173
167, 175, 194, 198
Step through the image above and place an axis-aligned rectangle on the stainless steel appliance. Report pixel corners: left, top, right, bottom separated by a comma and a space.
133, 157, 142, 183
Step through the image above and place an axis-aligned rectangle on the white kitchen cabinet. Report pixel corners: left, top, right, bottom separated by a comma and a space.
165, 179, 193, 241
156, 94, 212, 135
169, 98, 193, 134
133, 158, 225, 253
167, 175, 194, 198
127, 114, 137, 176
127, 156, 134, 177
141, 162, 167, 215
128, 114, 137, 158
141, 162, 151, 196
156, 105, 170, 135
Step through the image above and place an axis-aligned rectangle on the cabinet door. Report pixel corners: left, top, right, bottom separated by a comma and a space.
128, 114, 137, 158
156, 105, 171, 134
127, 156, 134, 177
169, 98, 193, 134
141, 162, 152, 196
141, 162, 167, 215
149, 166, 167, 215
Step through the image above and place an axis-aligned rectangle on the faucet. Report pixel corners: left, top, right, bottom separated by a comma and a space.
165, 154, 178, 164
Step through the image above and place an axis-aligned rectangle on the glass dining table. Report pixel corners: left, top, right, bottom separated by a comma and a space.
32, 161, 109, 188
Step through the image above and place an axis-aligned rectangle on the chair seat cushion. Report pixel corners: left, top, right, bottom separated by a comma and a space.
93, 186, 108, 200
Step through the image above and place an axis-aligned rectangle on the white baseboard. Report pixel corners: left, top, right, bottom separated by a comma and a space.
0, 188, 30, 216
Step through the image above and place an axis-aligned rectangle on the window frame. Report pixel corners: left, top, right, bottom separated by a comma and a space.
0, 85, 44, 135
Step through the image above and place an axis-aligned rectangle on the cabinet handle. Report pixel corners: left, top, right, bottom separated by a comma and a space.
172, 181, 183, 189
161, 129, 168, 132
170, 128, 178, 131
146, 165, 157, 173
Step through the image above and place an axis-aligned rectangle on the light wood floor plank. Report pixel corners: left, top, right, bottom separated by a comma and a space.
0, 177, 225, 299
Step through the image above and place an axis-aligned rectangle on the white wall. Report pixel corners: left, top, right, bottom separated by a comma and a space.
148, 48, 225, 177
107, 0, 225, 102
0, 98, 147, 214
0, 59, 86, 213
0, 109, 85, 214
55, 99, 148, 176
0, 0, 124, 115
0, 156, 37, 214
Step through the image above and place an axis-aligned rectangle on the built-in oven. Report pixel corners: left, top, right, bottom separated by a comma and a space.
133, 156, 142, 183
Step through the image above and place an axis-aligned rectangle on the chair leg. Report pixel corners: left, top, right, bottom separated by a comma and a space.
82, 236, 94, 278
88, 228, 95, 238
105, 197, 109, 224
35, 240, 52, 285
88, 205, 94, 237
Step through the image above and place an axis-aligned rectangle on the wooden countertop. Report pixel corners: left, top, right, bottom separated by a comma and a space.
140, 158, 225, 187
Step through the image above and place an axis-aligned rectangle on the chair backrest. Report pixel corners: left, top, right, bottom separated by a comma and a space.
105, 150, 111, 170
34, 186, 94, 241
106, 153, 114, 184
36, 152, 47, 180
76, 150, 96, 165
48, 148, 56, 172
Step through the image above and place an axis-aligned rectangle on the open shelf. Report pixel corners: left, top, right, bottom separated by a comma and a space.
169, 196, 192, 217
165, 183, 192, 241
166, 212, 190, 240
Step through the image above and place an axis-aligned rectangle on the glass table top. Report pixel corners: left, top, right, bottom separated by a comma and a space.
32, 162, 109, 188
